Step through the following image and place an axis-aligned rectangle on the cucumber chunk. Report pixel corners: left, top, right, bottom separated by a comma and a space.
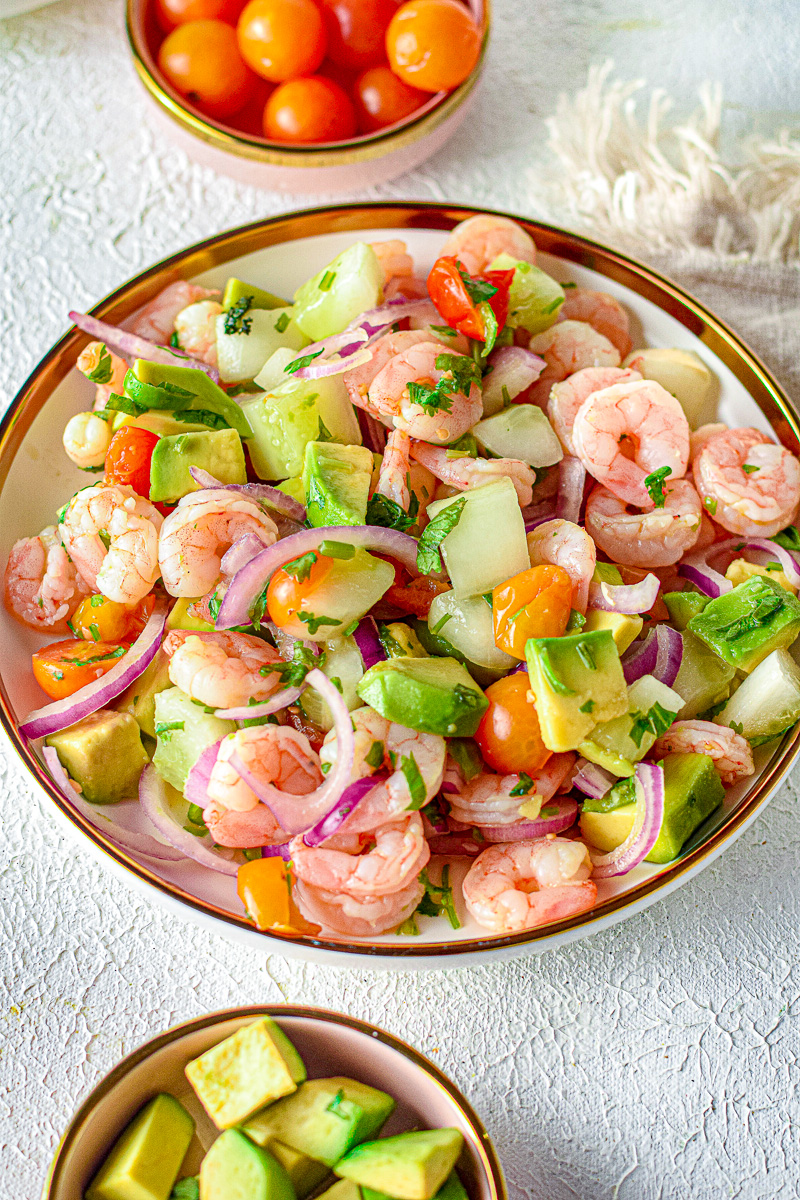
152, 688, 235, 792
425, 477, 529, 599
427, 591, 517, 671
293, 243, 384, 341
215, 308, 308, 385
242, 376, 361, 481
489, 252, 565, 335
472, 403, 563, 469
718, 648, 800, 742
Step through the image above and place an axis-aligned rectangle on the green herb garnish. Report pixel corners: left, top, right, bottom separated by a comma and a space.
224, 295, 253, 335
629, 701, 676, 748
318, 540, 354, 560
297, 611, 340, 635
416, 496, 466, 574
509, 772, 535, 797
365, 740, 385, 769
282, 551, 318, 582
401, 752, 426, 809
284, 349, 324, 374
318, 271, 337, 292
644, 465, 672, 508
366, 491, 418, 531
274, 311, 290, 333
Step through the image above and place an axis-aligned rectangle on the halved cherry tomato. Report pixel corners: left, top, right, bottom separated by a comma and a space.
382, 562, 450, 618
32, 639, 126, 701
474, 672, 551, 776
156, 0, 246, 30
426, 255, 514, 343
237, 857, 320, 933
492, 564, 573, 659
353, 65, 428, 133
319, 0, 398, 70
263, 76, 357, 142
386, 0, 481, 93
104, 427, 160, 499
71, 595, 138, 644
266, 552, 334, 634
158, 19, 255, 118
237, 0, 327, 82
124, 594, 156, 642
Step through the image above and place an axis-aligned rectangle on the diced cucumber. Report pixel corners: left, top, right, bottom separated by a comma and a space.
489, 253, 565, 335
473, 404, 563, 468
718, 648, 800, 742
215, 308, 308, 384
428, 591, 517, 671
293, 243, 384, 340
299, 635, 365, 731
425, 477, 529, 598
672, 630, 735, 719
623, 347, 713, 427
242, 376, 361, 480
255, 347, 304, 393
152, 687, 235, 791
579, 674, 682, 776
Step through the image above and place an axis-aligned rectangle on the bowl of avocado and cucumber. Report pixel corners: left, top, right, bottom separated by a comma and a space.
44, 1006, 505, 1200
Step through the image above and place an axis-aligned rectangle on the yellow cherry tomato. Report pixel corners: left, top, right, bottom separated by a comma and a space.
237, 857, 319, 934
492, 564, 573, 660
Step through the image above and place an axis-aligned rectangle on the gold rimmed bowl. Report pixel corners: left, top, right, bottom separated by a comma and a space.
43, 1005, 506, 1200
3, 202, 799, 968
125, 0, 489, 192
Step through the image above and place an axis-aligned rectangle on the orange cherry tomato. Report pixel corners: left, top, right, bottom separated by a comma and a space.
492, 564, 573, 659
380, 561, 450, 618
156, 0, 246, 30
32, 639, 126, 701
70, 595, 138, 644
104, 426, 160, 500
266, 551, 334, 635
386, 0, 481, 93
263, 75, 356, 142
474, 672, 552, 776
158, 19, 255, 119
426, 255, 513, 343
319, 0, 398, 70
124, 595, 157, 642
237, 0, 327, 82
353, 65, 427, 132
237, 856, 320, 933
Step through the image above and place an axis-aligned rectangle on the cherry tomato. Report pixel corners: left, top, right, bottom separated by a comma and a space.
492, 564, 573, 660
386, 0, 481, 93
104, 427, 160, 499
266, 552, 334, 635
124, 595, 157, 642
237, 857, 320, 933
474, 672, 551, 776
156, 0, 246, 31
158, 19, 255, 119
353, 65, 427, 132
230, 75, 275, 135
382, 565, 450, 618
237, 0, 327, 82
263, 76, 356, 142
427, 255, 513, 343
70, 595, 139, 644
32, 639, 127, 701
319, 0, 398, 70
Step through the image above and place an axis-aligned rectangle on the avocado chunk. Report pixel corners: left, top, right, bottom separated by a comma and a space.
185, 1016, 305, 1130
687, 574, 800, 672
166, 599, 215, 634
85, 1093, 194, 1200
525, 629, 628, 753
111, 410, 211, 437
579, 802, 639, 853
303, 441, 374, 527
583, 609, 643, 654
116, 649, 173, 740
199, 1131, 294, 1200
317, 1183, 362, 1200
380, 622, 429, 659
334, 1129, 464, 1200
320, 1174, 468, 1200
578, 675, 683, 777
243, 1076, 395, 1167
663, 590, 710, 631
267, 1141, 331, 1199
127, 360, 252, 439
357, 657, 487, 738
222, 277, 289, 312
150, 429, 246, 503
152, 688, 236, 792
725, 558, 797, 593
46, 710, 148, 805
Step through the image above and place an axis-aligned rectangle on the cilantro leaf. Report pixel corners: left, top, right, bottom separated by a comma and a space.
703, 496, 718, 516
223, 295, 253, 335
366, 491, 418, 531
477, 301, 498, 356
416, 497, 466, 574
274, 311, 290, 333
644, 465, 672, 508
401, 752, 426, 809
258, 642, 318, 689
509, 772, 535, 797
83, 343, 113, 384
282, 551, 318, 582
456, 261, 498, 306
629, 701, 677, 748
407, 379, 454, 415
285, 349, 324, 374
297, 610, 340, 635
170, 1179, 200, 1200
772, 525, 800, 551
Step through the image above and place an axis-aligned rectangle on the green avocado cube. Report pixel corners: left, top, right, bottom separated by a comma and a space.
663, 590, 710, 631
185, 1016, 305, 1129
361, 1173, 469, 1200
129, 360, 252, 438
357, 656, 488, 738
46, 709, 149, 805
334, 1129, 464, 1200
303, 441, 374, 527
686, 574, 800, 672
649, 752, 725, 862
199, 1131, 294, 1200
316, 1182, 362, 1200
222, 277, 289, 312
85, 1093, 194, 1200
149, 428, 246, 503
526, 629, 628, 752
267, 1141, 331, 1199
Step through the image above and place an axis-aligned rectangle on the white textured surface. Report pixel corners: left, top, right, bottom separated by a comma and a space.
1, 2, 800, 1197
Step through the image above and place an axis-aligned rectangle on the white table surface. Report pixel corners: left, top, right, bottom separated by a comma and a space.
1, 2, 799, 1197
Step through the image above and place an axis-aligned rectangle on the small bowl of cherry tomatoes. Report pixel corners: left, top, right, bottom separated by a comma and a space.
126, 0, 488, 192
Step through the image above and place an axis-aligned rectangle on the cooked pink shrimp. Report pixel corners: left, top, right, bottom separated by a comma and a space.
558, 288, 632, 357
527, 519, 597, 612
410, 440, 535, 506
61, 483, 163, 605
294, 876, 425, 937
163, 629, 284, 709
368, 342, 483, 444
547, 366, 642, 456
174, 299, 223, 367
4, 526, 91, 632
76, 341, 128, 411
572, 379, 690, 508
440, 214, 537, 276
62, 411, 113, 470
462, 838, 597, 934
290, 814, 430, 898
370, 240, 415, 289
158, 488, 278, 597
527, 321, 622, 407
650, 720, 754, 785
343, 329, 431, 411
584, 480, 702, 568
449, 753, 575, 826
407, 458, 437, 530
406, 301, 470, 354
376, 430, 412, 510
129, 281, 219, 343
689, 423, 727, 463
692, 426, 800, 537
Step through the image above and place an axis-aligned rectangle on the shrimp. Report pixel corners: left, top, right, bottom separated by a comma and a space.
319, 707, 446, 835
584, 480, 702, 568
410, 440, 535, 507
293, 876, 425, 938
440, 215, 537, 276
527, 519, 597, 612
370, 240, 415, 289
4, 526, 91, 632
558, 288, 632, 357
689, 423, 727, 463
174, 299, 223, 366
650, 720, 754, 785
129, 281, 219, 344
61, 483, 163, 605
376, 430, 412, 510
289, 814, 429, 898
547, 366, 642, 456
462, 838, 597, 934
406, 301, 470, 355
158, 488, 278, 597
76, 341, 128, 411
528, 321, 621, 406
163, 629, 285, 709
343, 329, 431, 412
368, 342, 483, 444
572, 379, 690, 508
449, 754, 575, 826
692, 426, 800, 537
62, 411, 112, 470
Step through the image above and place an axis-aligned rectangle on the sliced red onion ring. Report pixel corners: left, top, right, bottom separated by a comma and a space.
188, 467, 307, 524
481, 797, 578, 841
286, 329, 371, 381
678, 549, 732, 598
353, 617, 385, 670
428, 833, 483, 857
482, 346, 545, 411
588, 573, 660, 614
184, 739, 223, 809
343, 299, 438, 350
302, 770, 390, 847
521, 501, 557, 532
589, 760, 664, 878
220, 534, 273, 579
357, 409, 389, 454
42, 746, 184, 863
69, 311, 219, 381
713, 537, 800, 589
21, 598, 169, 739
217, 526, 420, 630
139, 763, 239, 875
262, 843, 292, 860
572, 759, 616, 800
556, 456, 586, 525
622, 624, 683, 686
214, 684, 304, 722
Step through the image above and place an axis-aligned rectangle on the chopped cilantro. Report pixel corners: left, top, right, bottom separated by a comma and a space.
366, 491, 418, 531
703, 496, 718, 516
456, 261, 498, 306
365, 740, 385, 769
629, 701, 676, 748
501, 384, 512, 408
567, 609, 586, 632
401, 752, 426, 809
223, 295, 253, 335
317, 415, 334, 441
579, 699, 595, 713
88, 622, 100, 642
318, 540, 354, 560
326, 1088, 346, 1116
482, 592, 494, 608
538, 646, 575, 695
644, 465, 672, 508
282, 551, 318, 582
170, 1177, 200, 1200
773, 525, 800, 551
416, 496, 466, 574
258, 642, 318, 689
431, 613, 452, 635
378, 623, 405, 657
318, 270, 337, 292
155, 720, 184, 741
297, 610, 340, 635
103, 392, 146, 418
447, 736, 484, 781
284, 349, 324, 374
68, 645, 124, 666
428, 323, 457, 338
84, 343, 113, 384
510, 772, 535, 797
90, 594, 105, 607
187, 803, 206, 826
742, 463, 759, 474
274, 311, 290, 333
407, 379, 455, 415
576, 642, 596, 671
329, 676, 343, 693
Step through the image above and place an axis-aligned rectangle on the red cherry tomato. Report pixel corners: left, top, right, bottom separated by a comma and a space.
158, 19, 255, 118
427, 255, 513, 343
32, 639, 127, 701
266, 552, 334, 635
353, 65, 427, 132
237, 0, 327, 82
474, 672, 552, 776
386, 0, 481, 93
319, 0, 398, 70
104, 427, 160, 499
263, 76, 356, 143
156, 0, 246, 30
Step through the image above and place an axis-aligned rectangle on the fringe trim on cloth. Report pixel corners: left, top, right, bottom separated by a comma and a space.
536, 60, 800, 264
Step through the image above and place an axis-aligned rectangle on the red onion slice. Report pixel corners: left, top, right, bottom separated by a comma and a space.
216, 526, 420, 630
184, 739, 223, 810
69, 311, 219, 381
346, 298, 438, 334
713, 536, 800, 589
189, 467, 307, 524
622, 624, 683, 686
588, 573, 660, 614
556, 456, 586, 525
220, 534, 274, 579
353, 617, 386, 669
482, 346, 545, 411
139, 763, 239, 875
302, 770, 390, 847
480, 797, 578, 841
286, 329, 371, 380
572, 759, 616, 799
21, 598, 169, 739
357, 409, 388, 453
214, 684, 304, 722
522, 501, 557, 532
262, 843, 292, 861
589, 760, 664, 877
678, 550, 732, 598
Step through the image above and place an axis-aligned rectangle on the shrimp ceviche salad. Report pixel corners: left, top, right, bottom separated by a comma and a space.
10, 213, 800, 943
